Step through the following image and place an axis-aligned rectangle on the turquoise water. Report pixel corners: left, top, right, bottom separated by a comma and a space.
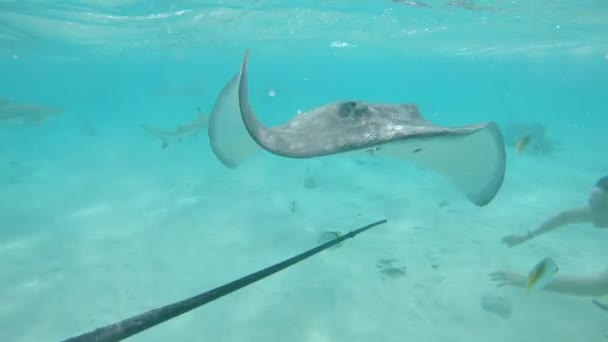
1, 1, 608, 341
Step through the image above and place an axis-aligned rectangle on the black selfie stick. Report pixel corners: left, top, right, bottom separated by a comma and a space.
61, 219, 388, 342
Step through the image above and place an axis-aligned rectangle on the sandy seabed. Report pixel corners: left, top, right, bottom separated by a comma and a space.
0, 119, 605, 342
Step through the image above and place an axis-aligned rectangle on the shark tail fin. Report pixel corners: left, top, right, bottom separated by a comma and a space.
140, 124, 173, 149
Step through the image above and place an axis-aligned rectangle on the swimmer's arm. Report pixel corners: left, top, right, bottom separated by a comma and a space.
542, 272, 608, 297
526, 207, 592, 241
508, 270, 608, 297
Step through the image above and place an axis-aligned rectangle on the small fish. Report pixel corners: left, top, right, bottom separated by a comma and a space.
377, 258, 398, 267
317, 231, 343, 249
526, 257, 559, 294
380, 266, 407, 278
364, 146, 381, 155
290, 200, 296, 213
302, 176, 317, 189
515, 135, 531, 155
392, 0, 431, 7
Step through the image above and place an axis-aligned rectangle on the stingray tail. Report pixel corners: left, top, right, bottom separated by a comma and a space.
140, 124, 173, 149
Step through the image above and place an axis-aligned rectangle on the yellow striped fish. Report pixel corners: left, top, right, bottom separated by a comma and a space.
526, 257, 559, 294
515, 135, 531, 155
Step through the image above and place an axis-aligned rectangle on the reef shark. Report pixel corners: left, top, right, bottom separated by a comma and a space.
141, 107, 208, 148
0, 98, 63, 125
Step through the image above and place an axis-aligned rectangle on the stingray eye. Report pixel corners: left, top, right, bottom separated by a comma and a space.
338, 101, 357, 118
353, 104, 368, 117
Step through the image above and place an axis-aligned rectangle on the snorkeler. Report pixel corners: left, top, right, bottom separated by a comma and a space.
491, 176, 608, 309
501, 175, 608, 248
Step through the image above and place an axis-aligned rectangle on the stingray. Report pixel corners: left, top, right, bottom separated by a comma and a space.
209, 50, 506, 206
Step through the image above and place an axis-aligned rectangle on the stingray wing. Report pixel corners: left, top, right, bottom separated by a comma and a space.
373, 122, 506, 206
208, 72, 261, 168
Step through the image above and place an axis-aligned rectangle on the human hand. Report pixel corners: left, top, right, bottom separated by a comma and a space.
501, 234, 529, 248
489, 271, 525, 288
